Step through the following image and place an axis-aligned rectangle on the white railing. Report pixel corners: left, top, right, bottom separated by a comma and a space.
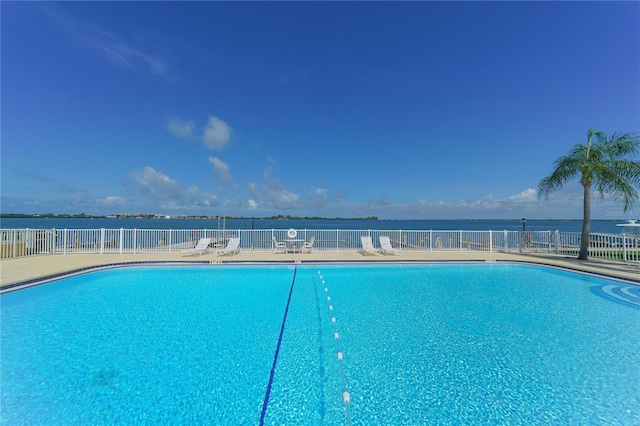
555, 231, 640, 263
1, 228, 638, 263
0, 229, 57, 258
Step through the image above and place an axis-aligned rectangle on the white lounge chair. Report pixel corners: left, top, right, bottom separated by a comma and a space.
300, 236, 315, 254
379, 235, 399, 255
216, 237, 240, 256
272, 237, 287, 253
360, 236, 378, 256
181, 237, 212, 256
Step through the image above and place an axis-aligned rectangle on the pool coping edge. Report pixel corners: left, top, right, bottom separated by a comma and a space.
2, 258, 639, 294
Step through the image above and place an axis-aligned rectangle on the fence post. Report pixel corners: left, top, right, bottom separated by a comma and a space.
489, 230, 493, 252
12, 229, 18, 258
622, 233, 627, 262
119, 228, 124, 254
63, 229, 68, 255
100, 228, 105, 254
24, 229, 29, 256
519, 230, 523, 253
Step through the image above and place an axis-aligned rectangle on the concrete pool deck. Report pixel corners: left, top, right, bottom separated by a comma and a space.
1, 250, 639, 290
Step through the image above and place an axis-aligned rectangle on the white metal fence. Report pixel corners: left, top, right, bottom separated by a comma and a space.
1, 228, 639, 263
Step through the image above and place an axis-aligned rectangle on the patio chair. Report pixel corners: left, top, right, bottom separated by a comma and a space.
216, 237, 240, 256
379, 235, 399, 255
272, 237, 287, 253
181, 237, 212, 257
359, 236, 379, 256
300, 236, 315, 254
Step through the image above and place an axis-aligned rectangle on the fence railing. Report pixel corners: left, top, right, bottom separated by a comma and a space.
1, 228, 639, 263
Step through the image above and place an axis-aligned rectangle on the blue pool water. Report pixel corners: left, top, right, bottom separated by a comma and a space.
1, 264, 639, 424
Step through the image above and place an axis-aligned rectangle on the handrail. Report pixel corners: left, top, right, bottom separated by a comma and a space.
0, 227, 638, 263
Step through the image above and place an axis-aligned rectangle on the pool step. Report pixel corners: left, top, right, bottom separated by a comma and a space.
596, 284, 640, 308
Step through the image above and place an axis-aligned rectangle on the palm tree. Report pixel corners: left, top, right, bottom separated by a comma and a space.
538, 129, 640, 260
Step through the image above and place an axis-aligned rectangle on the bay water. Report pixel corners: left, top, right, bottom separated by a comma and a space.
0, 217, 632, 234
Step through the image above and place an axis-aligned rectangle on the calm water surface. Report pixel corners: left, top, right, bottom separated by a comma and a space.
0, 218, 631, 234
1, 264, 638, 424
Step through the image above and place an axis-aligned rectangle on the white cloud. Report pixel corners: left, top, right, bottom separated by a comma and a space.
304, 187, 342, 209
248, 181, 300, 209
128, 167, 221, 212
351, 186, 593, 219
263, 156, 277, 180
248, 160, 298, 209
167, 118, 195, 139
248, 199, 258, 209
99, 196, 125, 205
505, 188, 537, 203
71, 192, 87, 202
43, 5, 175, 79
208, 156, 238, 187
244, 158, 343, 212
202, 116, 232, 150
167, 115, 233, 150
132, 166, 182, 199
307, 188, 327, 201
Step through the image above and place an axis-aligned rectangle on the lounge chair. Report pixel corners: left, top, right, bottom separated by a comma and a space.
181, 237, 212, 256
359, 236, 378, 256
300, 236, 315, 254
272, 237, 287, 253
216, 237, 240, 256
379, 235, 399, 255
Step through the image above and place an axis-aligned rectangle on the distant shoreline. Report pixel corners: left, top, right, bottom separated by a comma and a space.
0, 214, 378, 221
1, 216, 630, 234
0, 214, 630, 222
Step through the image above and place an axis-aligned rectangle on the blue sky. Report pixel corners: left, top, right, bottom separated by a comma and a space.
2, 1, 639, 220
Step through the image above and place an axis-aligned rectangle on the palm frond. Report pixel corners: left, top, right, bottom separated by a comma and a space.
602, 132, 640, 158
567, 143, 588, 162
537, 154, 582, 199
538, 130, 640, 208
609, 159, 640, 186
591, 154, 640, 210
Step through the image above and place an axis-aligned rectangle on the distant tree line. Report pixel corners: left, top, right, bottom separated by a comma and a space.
261, 215, 378, 220
1, 213, 378, 220
1, 213, 106, 218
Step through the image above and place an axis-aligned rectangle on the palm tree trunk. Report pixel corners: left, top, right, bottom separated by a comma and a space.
578, 183, 591, 260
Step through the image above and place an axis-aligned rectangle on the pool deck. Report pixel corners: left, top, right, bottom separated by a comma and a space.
1, 250, 638, 291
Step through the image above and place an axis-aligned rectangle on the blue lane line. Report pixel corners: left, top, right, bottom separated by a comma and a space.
259, 265, 298, 425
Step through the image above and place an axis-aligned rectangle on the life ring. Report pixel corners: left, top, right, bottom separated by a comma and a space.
287, 228, 297, 239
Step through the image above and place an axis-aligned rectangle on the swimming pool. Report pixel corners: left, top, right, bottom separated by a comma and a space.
1, 264, 638, 424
